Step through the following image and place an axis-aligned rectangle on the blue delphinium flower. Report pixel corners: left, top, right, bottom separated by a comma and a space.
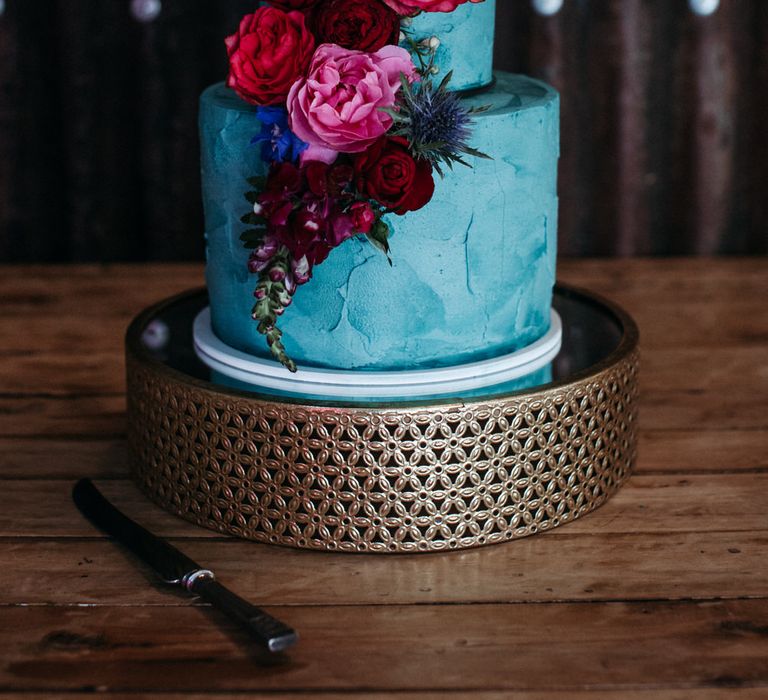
251, 106, 308, 164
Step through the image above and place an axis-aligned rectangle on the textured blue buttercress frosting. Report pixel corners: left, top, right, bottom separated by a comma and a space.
406, 0, 496, 92
201, 71, 559, 370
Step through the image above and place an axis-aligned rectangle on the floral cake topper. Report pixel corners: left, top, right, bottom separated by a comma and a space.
226, 0, 488, 371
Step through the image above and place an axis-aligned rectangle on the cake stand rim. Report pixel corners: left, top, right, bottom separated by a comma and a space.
125, 282, 639, 411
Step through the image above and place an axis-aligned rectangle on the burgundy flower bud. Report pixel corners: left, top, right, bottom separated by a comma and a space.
292, 255, 312, 285
277, 292, 292, 308
269, 267, 287, 283
248, 254, 271, 274
255, 235, 280, 260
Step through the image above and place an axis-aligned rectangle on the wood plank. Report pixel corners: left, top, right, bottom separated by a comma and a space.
557, 258, 768, 295
1, 429, 763, 481
642, 347, 768, 394
3, 530, 766, 607
0, 439, 129, 479
0, 353, 125, 396
9, 692, 768, 700
2, 474, 766, 540
0, 396, 126, 437
636, 392, 768, 431
637, 430, 768, 473
0, 264, 203, 318
1, 601, 767, 692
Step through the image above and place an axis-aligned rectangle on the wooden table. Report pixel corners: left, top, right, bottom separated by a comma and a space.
1, 259, 767, 698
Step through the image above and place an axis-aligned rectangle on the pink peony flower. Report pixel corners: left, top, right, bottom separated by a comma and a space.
287, 43, 417, 156
381, 0, 483, 14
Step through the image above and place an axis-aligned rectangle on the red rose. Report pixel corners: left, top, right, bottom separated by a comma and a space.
268, 0, 320, 11
312, 0, 401, 52
354, 137, 435, 215
225, 7, 315, 106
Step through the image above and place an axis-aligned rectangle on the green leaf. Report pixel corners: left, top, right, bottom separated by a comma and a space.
247, 175, 267, 190
245, 191, 259, 204
462, 146, 493, 160
240, 212, 265, 226
437, 69, 454, 94
366, 219, 392, 265
240, 228, 264, 243
378, 106, 409, 123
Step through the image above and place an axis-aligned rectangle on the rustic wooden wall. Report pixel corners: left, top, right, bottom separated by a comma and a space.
0, 0, 766, 262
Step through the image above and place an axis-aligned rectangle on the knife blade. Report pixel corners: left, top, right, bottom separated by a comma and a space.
72, 478, 298, 653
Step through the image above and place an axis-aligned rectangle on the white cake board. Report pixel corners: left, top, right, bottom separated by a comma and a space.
193, 307, 562, 401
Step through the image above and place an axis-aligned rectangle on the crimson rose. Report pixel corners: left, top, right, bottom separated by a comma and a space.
225, 7, 315, 106
312, 0, 400, 52
268, 0, 320, 11
354, 137, 435, 215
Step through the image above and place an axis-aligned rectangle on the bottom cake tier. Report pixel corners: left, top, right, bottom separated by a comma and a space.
126, 285, 639, 553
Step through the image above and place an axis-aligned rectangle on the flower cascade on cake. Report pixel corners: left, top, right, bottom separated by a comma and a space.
226, 0, 488, 371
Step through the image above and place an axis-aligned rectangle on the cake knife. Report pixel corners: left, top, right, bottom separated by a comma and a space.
72, 478, 298, 653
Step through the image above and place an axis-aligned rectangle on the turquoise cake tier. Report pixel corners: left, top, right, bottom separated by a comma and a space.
201, 73, 559, 371
405, 0, 496, 92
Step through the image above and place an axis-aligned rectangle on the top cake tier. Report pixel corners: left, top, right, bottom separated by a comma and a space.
406, 0, 496, 92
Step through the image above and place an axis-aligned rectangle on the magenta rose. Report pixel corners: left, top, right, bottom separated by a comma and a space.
225, 7, 316, 106
287, 43, 417, 159
382, 0, 483, 14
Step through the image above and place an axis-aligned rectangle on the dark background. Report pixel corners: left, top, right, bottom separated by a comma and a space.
0, 0, 766, 262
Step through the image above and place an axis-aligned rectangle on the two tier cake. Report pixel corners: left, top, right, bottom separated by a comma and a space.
198, 0, 560, 394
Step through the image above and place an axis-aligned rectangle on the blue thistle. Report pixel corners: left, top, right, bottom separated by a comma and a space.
386, 72, 491, 176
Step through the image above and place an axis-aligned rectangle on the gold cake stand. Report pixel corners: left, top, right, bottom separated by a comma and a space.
126, 285, 639, 553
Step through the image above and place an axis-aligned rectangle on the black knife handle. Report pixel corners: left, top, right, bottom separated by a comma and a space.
191, 577, 298, 653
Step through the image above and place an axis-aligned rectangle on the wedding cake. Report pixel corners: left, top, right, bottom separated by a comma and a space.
199, 0, 559, 385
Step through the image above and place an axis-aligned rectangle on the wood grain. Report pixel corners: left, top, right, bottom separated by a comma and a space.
10, 692, 768, 700
0, 260, 766, 696
3, 530, 766, 607
2, 601, 768, 692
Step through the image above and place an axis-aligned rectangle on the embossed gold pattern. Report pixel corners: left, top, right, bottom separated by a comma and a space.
126, 291, 638, 553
